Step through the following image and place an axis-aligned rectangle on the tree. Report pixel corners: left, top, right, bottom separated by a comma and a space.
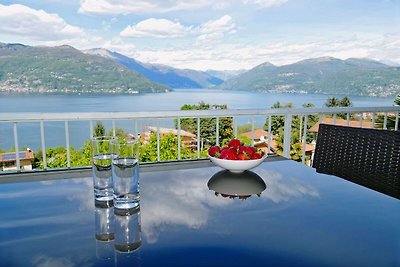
273, 129, 306, 162
264, 102, 318, 161
264, 102, 295, 134
325, 97, 341, 107
375, 94, 400, 129
340, 96, 352, 107
325, 96, 353, 119
139, 133, 198, 162
394, 94, 400, 106
177, 102, 234, 146
94, 121, 106, 137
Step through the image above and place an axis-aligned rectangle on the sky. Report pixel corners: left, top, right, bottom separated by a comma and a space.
0, 0, 399, 71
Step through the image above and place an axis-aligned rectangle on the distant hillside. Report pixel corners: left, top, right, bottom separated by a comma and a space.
85, 48, 224, 88
217, 57, 400, 97
205, 69, 247, 81
0, 43, 169, 94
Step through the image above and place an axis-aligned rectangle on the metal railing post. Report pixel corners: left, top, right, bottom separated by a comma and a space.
13, 122, 20, 171
177, 118, 181, 160
216, 117, 220, 146
197, 117, 200, 158
267, 115, 272, 154
40, 120, 47, 170
383, 112, 388, 130
65, 120, 70, 168
302, 116, 308, 164
156, 124, 160, 162
283, 114, 292, 159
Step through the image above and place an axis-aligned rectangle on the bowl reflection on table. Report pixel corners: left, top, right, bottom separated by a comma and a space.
207, 170, 266, 199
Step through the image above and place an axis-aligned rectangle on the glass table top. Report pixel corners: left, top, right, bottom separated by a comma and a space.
0, 159, 399, 267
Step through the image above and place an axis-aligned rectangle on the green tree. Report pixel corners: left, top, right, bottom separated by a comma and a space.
394, 94, 400, 106
325, 97, 341, 107
325, 96, 353, 119
139, 133, 197, 162
94, 121, 106, 137
340, 96, 352, 107
264, 102, 295, 134
264, 102, 318, 161
273, 129, 306, 162
177, 102, 234, 146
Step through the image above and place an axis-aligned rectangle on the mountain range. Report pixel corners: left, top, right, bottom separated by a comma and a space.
217, 57, 400, 97
0, 43, 169, 94
84, 48, 226, 89
0, 42, 399, 97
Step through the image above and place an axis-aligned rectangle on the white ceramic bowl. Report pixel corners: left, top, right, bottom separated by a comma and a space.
209, 155, 267, 173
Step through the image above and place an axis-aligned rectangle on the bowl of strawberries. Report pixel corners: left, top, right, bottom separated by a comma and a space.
208, 138, 267, 173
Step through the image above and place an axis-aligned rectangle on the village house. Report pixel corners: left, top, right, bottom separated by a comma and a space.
309, 118, 374, 134
140, 126, 197, 148
240, 128, 315, 165
0, 149, 35, 171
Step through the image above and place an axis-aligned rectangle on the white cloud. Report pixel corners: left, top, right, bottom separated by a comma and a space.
119, 15, 236, 47
32, 256, 74, 267
79, 0, 215, 15
120, 18, 192, 38
243, 0, 288, 8
119, 15, 236, 46
109, 33, 400, 71
103, 37, 137, 54
196, 15, 236, 46
78, 0, 287, 14
0, 4, 85, 42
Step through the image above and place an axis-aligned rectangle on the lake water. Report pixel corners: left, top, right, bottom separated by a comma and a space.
0, 89, 394, 151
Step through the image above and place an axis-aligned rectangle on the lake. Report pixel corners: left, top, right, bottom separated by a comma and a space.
0, 89, 395, 151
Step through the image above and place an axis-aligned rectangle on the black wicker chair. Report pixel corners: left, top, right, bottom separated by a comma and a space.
313, 124, 400, 199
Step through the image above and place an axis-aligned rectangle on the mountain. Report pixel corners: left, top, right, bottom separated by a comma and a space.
0, 43, 169, 94
205, 69, 246, 81
217, 57, 400, 97
84, 48, 224, 88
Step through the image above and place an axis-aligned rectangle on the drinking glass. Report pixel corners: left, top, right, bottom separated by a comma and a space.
111, 138, 140, 214
91, 136, 117, 205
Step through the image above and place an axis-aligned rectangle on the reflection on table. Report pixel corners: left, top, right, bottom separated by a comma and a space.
207, 170, 266, 200
0, 159, 399, 267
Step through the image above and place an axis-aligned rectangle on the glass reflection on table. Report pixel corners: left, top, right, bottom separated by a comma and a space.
95, 203, 115, 261
114, 207, 142, 266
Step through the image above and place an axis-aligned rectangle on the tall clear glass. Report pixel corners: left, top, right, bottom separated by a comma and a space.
91, 136, 117, 206
111, 139, 140, 214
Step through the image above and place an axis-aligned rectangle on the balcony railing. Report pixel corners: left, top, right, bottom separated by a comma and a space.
0, 106, 399, 174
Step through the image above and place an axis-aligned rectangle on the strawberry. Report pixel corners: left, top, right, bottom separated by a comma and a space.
243, 146, 256, 157
208, 145, 221, 157
251, 152, 263, 160
225, 149, 237, 160
237, 152, 251, 160
219, 147, 230, 159
228, 139, 241, 149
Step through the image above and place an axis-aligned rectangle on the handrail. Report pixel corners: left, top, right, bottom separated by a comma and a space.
1, 106, 399, 173
0, 106, 399, 122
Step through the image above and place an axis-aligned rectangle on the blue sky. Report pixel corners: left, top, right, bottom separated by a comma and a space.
0, 0, 399, 70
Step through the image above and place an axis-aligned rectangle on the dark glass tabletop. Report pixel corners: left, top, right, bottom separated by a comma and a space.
0, 159, 399, 267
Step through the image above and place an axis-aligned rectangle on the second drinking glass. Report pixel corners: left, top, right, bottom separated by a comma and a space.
111, 138, 140, 215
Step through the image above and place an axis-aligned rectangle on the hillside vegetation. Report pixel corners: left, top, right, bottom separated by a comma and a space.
85, 48, 224, 89
218, 57, 400, 97
0, 43, 169, 94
